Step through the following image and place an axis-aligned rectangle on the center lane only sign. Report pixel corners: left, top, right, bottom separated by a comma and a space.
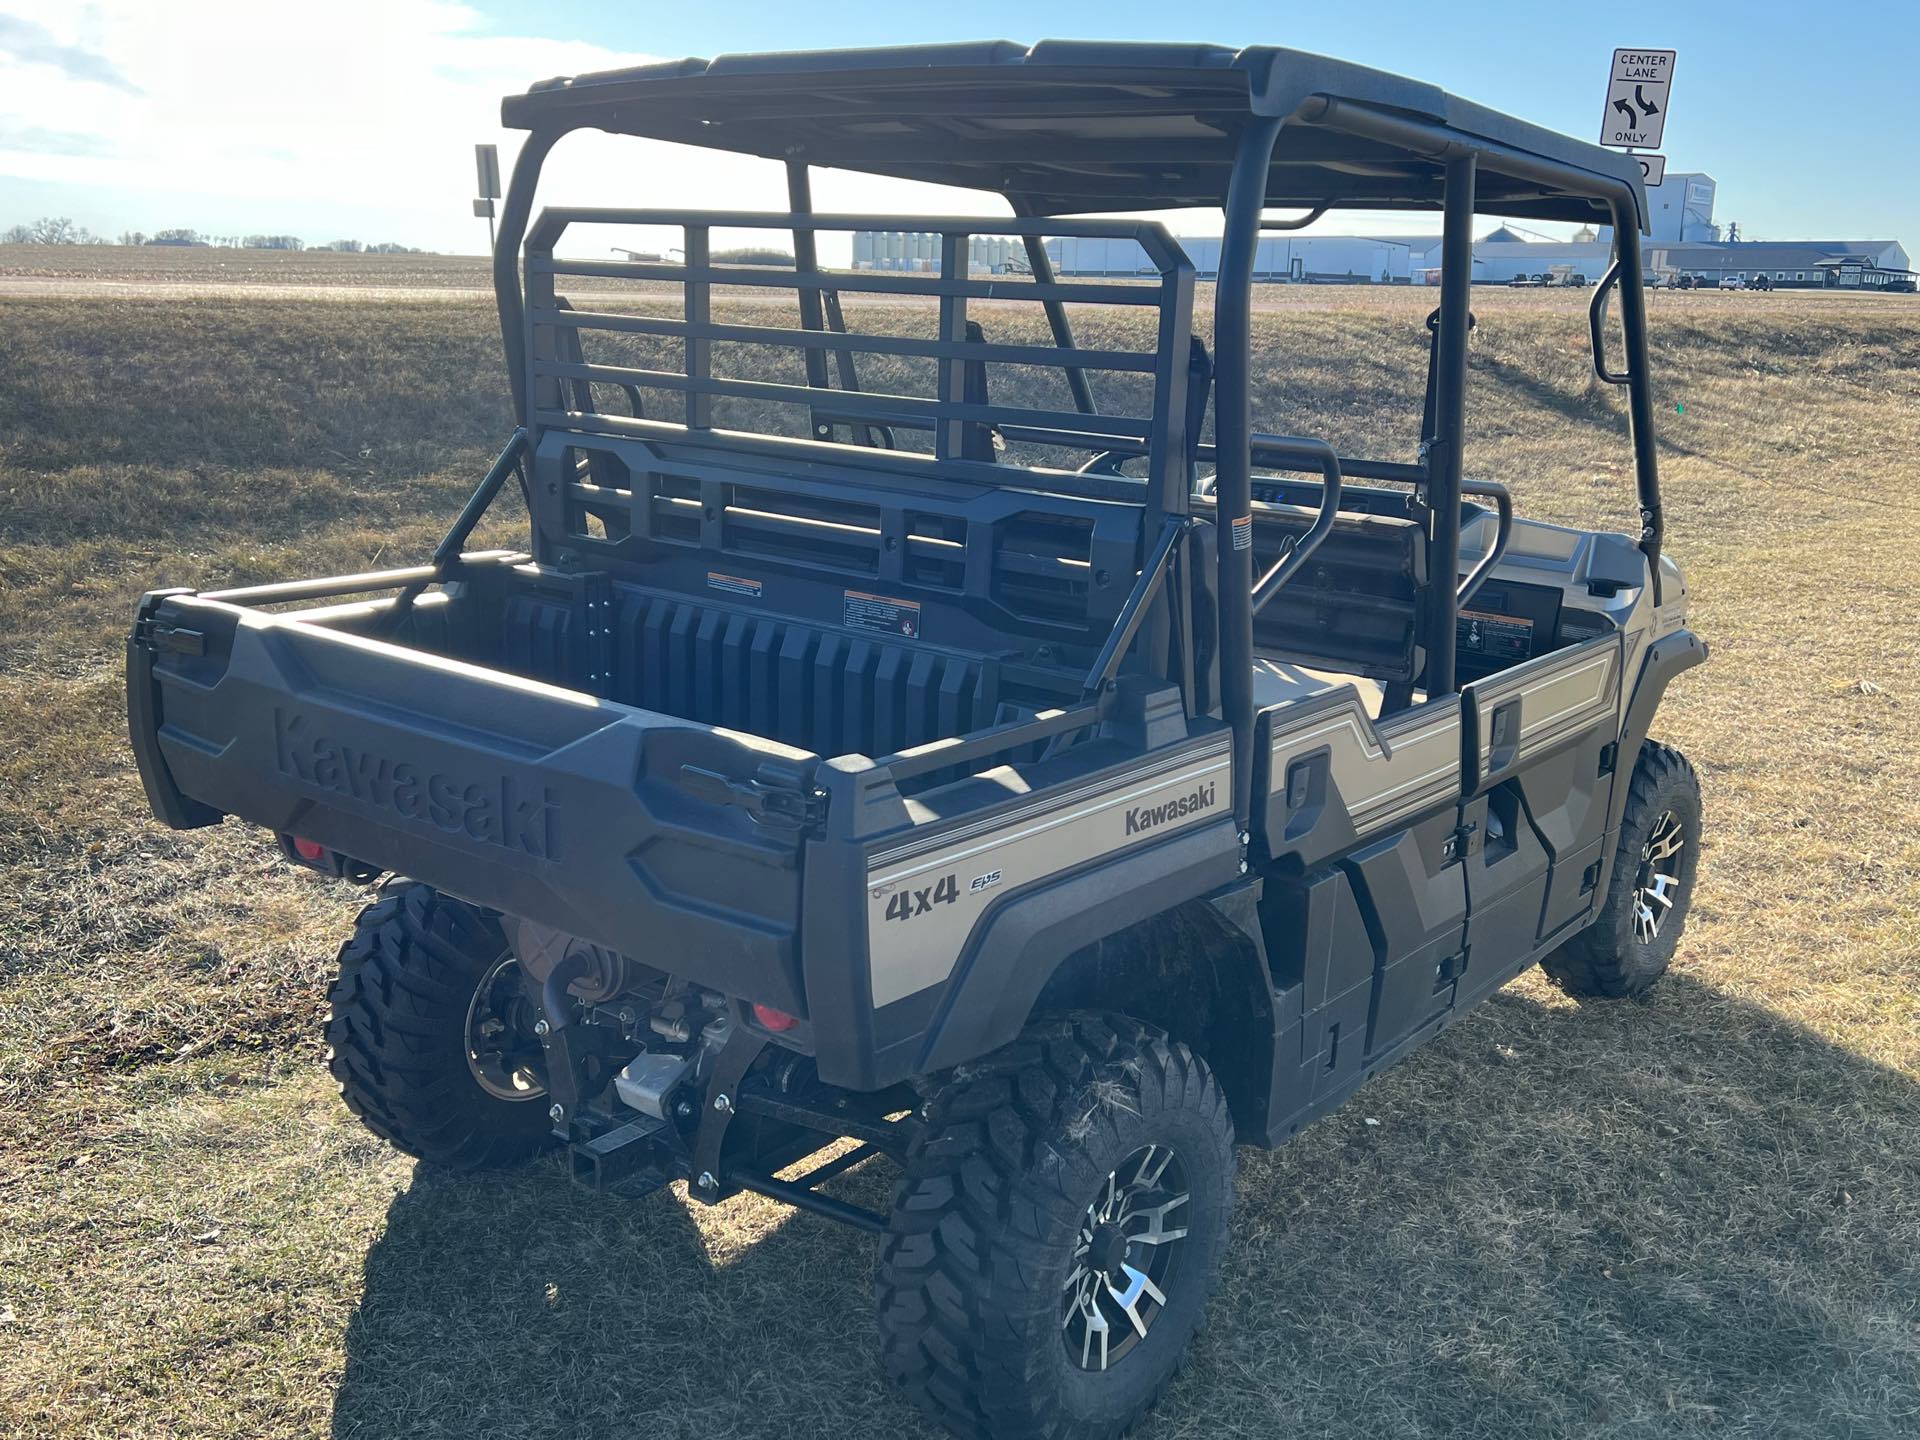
1598, 48, 1676, 149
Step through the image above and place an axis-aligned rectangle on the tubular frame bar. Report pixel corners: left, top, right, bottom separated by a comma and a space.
373, 427, 531, 634
999, 425, 1427, 487
733, 1089, 918, 1159
531, 258, 1164, 305
1291, 97, 1643, 230
1608, 203, 1665, 602
1587, 262, 1630, 385
1213, 114, 1287, 831
529, 310, 1158, 373
532, 363, 1157, 440
1456, 478, 1513, 610
527, 206, 1191, 243
784, 162, 836, 434
1423, 153, 1475, 701
726, 1168, 887, 1233
531, 407, 1155, 504
1248, 438, 1343, 613
792, 1141, 885, 1188
1081, 517, 1183, 699
497, 131, 558, 425
200, 550, 528, 606
1011, 197, 1099, 417
1294, 93, 1663, 579
1259, 202, 1331, 231
876, 700, 1109, 783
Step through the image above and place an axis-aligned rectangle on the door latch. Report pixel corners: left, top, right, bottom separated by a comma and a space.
679, 765, 827, 830
1442, 819, 1481, 863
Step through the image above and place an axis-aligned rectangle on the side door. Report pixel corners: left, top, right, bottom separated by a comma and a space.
1455, 631, 1625, 1007
1258, 689, 1471, 1097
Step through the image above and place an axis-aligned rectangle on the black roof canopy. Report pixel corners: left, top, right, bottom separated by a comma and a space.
504, 40, 1647, 227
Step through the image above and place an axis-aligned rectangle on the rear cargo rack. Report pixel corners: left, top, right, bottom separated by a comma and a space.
519, 207, 1197, 522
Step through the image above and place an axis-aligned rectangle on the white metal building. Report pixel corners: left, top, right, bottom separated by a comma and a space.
859, 175, 1910, 294
851, 231, 1029, 273
1646, 173, 1718, 244
1044, 233, 1417, 283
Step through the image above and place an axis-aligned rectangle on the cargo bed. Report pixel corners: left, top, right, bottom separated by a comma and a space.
127, 539, 1237, 1067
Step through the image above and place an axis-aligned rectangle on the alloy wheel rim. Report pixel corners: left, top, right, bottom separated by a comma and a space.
1061, 1143, 1191, 1372
1632, 809, 1686, 944
464, 954, 548, 1101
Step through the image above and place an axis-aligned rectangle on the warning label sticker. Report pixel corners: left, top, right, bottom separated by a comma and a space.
844, 589, 921, 638
1230, 514, 1253, 551
707, 572, 763, 599
1458, 608, 1534, 663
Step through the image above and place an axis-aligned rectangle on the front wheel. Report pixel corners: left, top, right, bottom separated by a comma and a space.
876, 1015, 1234, 1440
1543, 740, 1702, 998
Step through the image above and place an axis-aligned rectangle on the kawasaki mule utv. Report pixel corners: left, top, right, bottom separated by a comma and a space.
128, 40, 1705, 1440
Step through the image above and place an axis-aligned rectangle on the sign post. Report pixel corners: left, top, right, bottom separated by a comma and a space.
474, 143, 502, 252
1597, 49, 1675, 150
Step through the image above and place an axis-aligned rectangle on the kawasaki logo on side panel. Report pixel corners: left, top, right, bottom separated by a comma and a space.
273, 708, 556, 858
1124, 780, 1217, 836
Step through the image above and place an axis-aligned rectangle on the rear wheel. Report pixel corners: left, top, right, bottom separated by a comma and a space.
876, 1014, 1234, 1440
1544, 740, 1702, 998
324, 881, 554, 1169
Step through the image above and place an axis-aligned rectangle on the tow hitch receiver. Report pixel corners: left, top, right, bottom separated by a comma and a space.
569, 1114, 674, 1198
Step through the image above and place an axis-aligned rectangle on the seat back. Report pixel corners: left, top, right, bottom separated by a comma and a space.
1242, 500, 1427, 684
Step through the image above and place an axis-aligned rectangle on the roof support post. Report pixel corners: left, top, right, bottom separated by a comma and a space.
1214, 115, 1285, 832
496, 130, 558, 427
1608, 200, 1664, 601
1424, 152, 1475, 700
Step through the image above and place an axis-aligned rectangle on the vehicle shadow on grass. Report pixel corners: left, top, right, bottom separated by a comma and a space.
332, 973, 1920, 1440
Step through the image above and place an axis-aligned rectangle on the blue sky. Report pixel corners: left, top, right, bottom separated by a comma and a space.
2, 1, 1914, 253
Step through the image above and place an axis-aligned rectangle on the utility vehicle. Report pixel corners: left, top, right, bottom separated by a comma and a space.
128, 41, 1705, 1440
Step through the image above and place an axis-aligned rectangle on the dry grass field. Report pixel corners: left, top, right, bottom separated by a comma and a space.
0, 243, 496, 296
1, 274, 1917, 1440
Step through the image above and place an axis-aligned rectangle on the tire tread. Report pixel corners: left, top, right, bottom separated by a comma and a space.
323, 881, 551, 1170
876, 1014, 1231, 1440
1544, 740, 1700, 998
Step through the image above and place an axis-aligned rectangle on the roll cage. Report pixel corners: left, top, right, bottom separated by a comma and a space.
484, 40, 1665, 833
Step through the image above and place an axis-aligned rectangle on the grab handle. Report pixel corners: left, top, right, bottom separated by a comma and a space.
1456, 478, 1513, 609
1250, 437, 1344, 614
1589, 262, 1631, 386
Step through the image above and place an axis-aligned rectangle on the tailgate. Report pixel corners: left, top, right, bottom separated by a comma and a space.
127, 593, 816, 1012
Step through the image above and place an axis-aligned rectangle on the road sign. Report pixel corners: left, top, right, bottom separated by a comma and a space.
475, 143, 501, 200
472, 198, 496, 219
1635, 154, 1667, 186
1598, 49, 1675, 150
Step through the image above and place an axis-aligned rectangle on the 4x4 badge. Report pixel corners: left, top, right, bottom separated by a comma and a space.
884, 873, 959, 922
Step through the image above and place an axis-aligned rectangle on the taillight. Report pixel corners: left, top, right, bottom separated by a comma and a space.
277, 833, 379, 885
752, 1003, 799, 1033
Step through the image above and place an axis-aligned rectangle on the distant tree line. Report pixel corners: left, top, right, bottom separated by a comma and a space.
1, 217, 108, 245
713, 246, 796, 266
2, 217, 429, 253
